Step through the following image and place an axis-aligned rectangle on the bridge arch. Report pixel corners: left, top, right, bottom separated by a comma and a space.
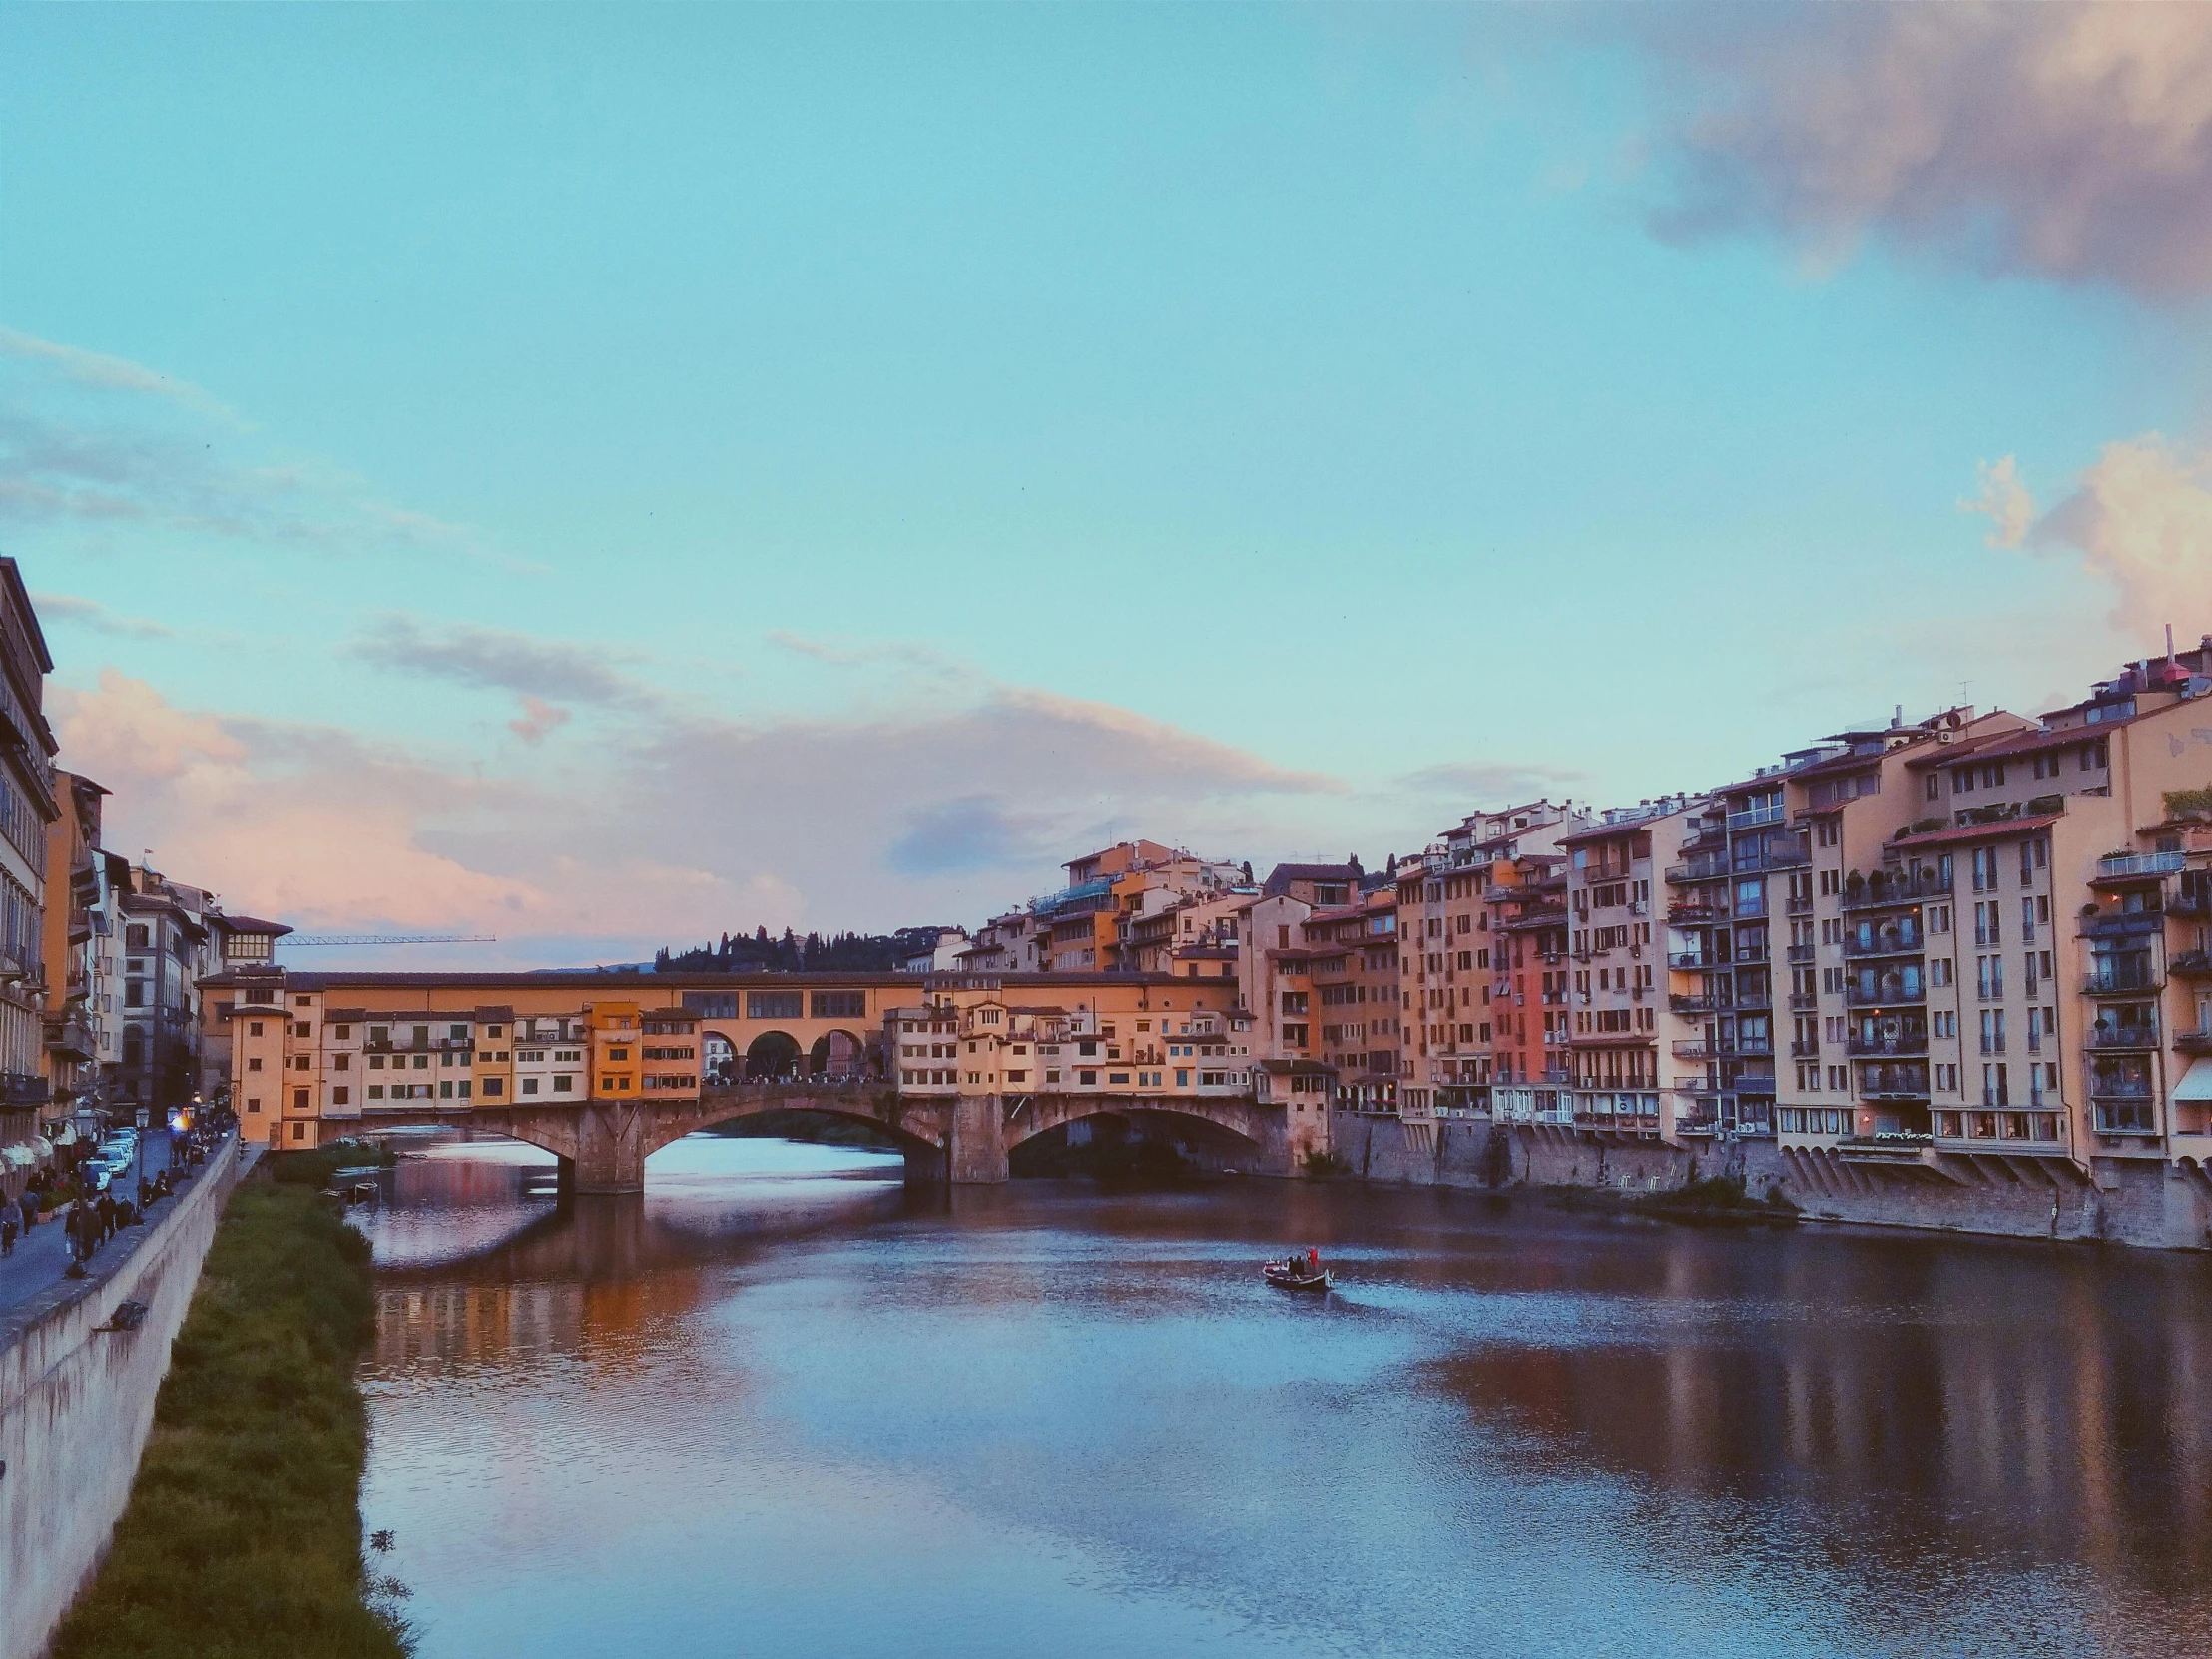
702, 1032, 737, 1085
807, 1028, 869, 1081
745, 1031, 803, 1081
1004, 1097, 1274, 1173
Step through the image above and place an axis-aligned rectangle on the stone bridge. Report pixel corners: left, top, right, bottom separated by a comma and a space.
344, 1082, 1288, 1192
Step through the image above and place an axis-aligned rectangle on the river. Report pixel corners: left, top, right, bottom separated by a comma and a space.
354, 1136, 2212, 1659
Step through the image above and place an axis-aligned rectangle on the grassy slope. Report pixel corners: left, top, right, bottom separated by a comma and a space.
48, 1181, 408, 1659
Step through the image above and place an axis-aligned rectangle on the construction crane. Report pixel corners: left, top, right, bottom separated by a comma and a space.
278, 934, 499, 948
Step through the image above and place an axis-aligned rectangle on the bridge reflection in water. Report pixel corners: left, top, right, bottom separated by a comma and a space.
357, 1142, 2212, 1659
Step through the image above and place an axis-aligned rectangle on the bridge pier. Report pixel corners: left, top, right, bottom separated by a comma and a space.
950, 1092, 1008, 1184
571, 1102, 652, 1194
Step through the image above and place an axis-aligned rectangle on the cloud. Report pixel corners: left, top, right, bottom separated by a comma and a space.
351, 613, 659, 709
2017, 433, 2212, 635
508, 695, 573, 745
1960, 456, 2036, 550
1398, 760, 1583, 802
30, 592, 176, 640
0, 327, 226, 413
1642, 4, 2212, 296
51, 663, 1364, 965
886, 796, 1059, 877
0, 328, 529, 570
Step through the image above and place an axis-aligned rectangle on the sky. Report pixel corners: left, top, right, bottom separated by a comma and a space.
5, 3, 2210, 969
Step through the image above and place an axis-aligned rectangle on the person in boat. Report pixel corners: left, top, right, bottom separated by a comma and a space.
1308, 1246, 1320, 1271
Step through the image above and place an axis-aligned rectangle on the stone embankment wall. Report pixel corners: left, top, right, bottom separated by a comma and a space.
0, 1137, 249, 1659
1327, 1109, 2212, 1251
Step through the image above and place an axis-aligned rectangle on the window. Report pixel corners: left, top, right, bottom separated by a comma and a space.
291, 1122, 307, 1143
332, 1087, 349, 1106
554, 1075, 573, 1092
247, 1097, 261, 1113
522, 1078, 539, 1095
1926, 774, 1940, 801
483, 1077, 504, 1097
248, 1021, 264, 1037
292, 1088, 309, 1110
747, 991, 804, 1020
813, 991, 867, 1019
247, 1056, 263, 1073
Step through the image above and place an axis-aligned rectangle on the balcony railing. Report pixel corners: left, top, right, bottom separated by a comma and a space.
2173, 950, 2212, 979
1727, 805, 1786, 831
2175, 1029, 2212, 1057
1664, 862, 1731, 887
1790, 1039, 1821, 1059
2083, 970, 2161, 995
2094, 851, 2188, 881
1846, 981, 1926, 1007
1785, 943, 1815, 965
0, 1073, 51, 1107
1667, 900, 1729, 924
2087, 1079, 2154, 1101
1789, 991, 1819, 1010
1843, 870, 1950, 910
1847, 1033, 1928, 1057
2086, 1023, 2159, 1050
1843, 930, 1924, 959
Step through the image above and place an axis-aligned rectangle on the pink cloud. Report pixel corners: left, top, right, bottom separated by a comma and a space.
508, 695, 572, 745
2022, 434, 2212, 637
1645, 5, 2212, 296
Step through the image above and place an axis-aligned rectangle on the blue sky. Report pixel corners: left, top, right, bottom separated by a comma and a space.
6, 4, 2209, 964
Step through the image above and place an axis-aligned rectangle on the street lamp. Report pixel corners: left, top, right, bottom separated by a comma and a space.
134, 1107, 149, 1217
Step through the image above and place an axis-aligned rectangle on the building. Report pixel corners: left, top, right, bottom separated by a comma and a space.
0, 561, 56, 1195
41, 771, 105, 1122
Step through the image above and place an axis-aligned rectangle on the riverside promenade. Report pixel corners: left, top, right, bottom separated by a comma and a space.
0, 1131, 258, 1659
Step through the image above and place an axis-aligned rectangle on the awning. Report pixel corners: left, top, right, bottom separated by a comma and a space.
2, 1145, 37, 1169
2175, 1059, 2212, 1104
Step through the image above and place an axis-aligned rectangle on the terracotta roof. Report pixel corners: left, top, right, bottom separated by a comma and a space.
1888, 813, 2065, 849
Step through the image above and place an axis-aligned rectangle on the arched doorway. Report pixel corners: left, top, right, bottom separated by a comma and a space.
745, 1032, 802, 1081
702, 1033, 737, 1085
808, 1029, 867, 1081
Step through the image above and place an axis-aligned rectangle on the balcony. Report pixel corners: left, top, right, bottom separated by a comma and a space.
1847, 1033, 1928, 1057
1846, 980, 1926, 1008
43, 1014, 97, 1061
2086, 1022, 2159, 1050
1670, 993, 1724, 1015
2087, 1079, 2154, 1103
1843, 930, 1924, 959
1786, 891, 1814, 915
1789, 990, 1819, 1010
1668, 952, 1719, 971
1784, 943, 1815, 965
1664, 862, 1731, 887
1790, 1039, 1821, 1059
1844, 870, 1950, 911
0, 1073, 51, 1107
2175, 1028, 2212, 1057
1862, 1072, 1932, 1102
1730, 1068, 1779, 1093
2092, 851, 2188, 883
1673, 1037, 1773, 1061
2173, 950, 2212, 980
1727, 804, 1786, 832
1667, 900, 1729, 924
2082, 969, 2160, 996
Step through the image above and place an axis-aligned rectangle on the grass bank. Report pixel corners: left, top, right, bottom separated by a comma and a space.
48, 1180, 409, 1659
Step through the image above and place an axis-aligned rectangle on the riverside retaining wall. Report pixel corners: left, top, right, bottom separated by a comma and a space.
1325, 1110, 2212, 1250
0, 1135, 249, 1659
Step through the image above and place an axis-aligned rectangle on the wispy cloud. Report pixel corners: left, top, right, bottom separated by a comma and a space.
350, 613, 662, 710
1397, 760, 1582, 802
1640, 5, 2212, 297
30, 591, 177, 640
885, 795, 1060, 877
0, 325, 535, 571
0, 327, 228, 414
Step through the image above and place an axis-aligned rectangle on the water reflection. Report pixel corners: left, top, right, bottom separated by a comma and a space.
358, 1142, 2212, 1659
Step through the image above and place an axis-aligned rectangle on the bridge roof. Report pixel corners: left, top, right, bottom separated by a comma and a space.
200, 968, 1214, 991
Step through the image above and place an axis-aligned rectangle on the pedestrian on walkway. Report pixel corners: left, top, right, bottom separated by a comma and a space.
18, 1190, 35, 1236
64, 1202, 86, 1264
2, 1208, 16, 1256
96, 1191, 116, 1245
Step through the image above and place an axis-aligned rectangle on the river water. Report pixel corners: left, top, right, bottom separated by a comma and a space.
355, 1137, 2212, 1659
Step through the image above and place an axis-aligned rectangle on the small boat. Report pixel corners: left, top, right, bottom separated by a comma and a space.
1263, 1260, 1334, 1293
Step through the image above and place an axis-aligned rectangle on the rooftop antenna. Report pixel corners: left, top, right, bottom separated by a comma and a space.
2167, 622, 2177, 664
